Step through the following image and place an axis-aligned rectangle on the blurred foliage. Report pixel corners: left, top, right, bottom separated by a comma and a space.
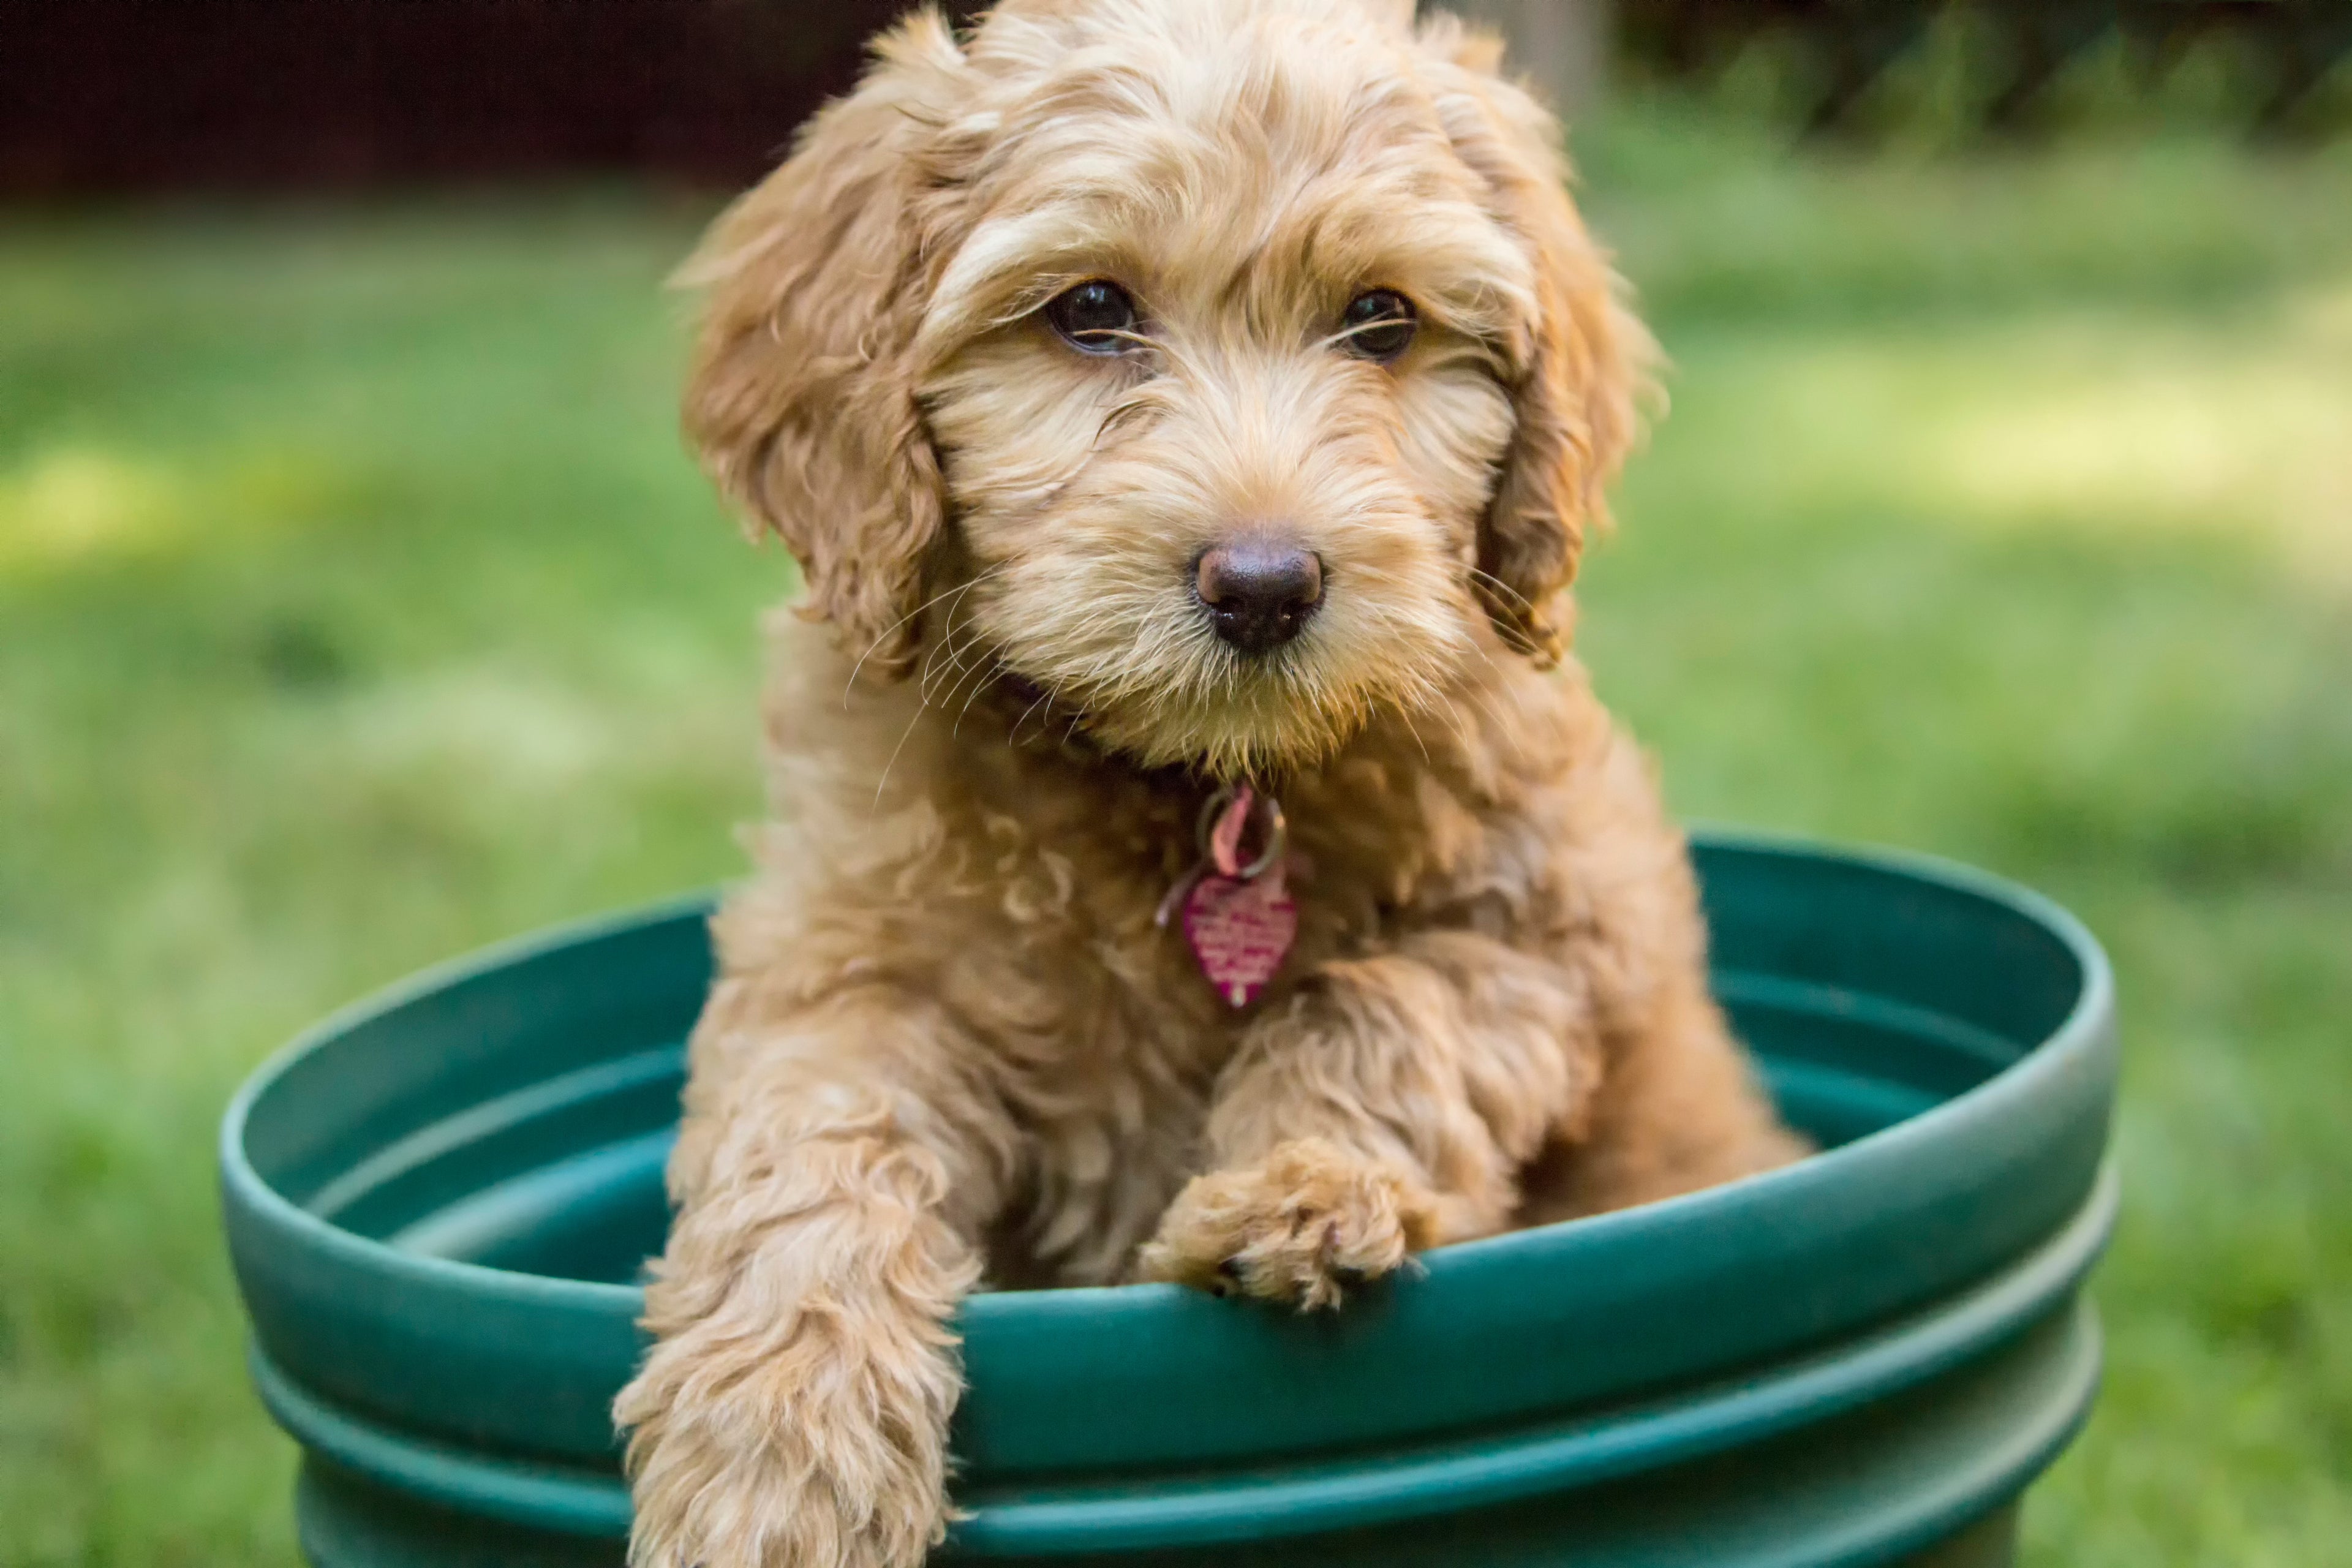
2, 95, 2350, 1567
1619, 0, 2352, 142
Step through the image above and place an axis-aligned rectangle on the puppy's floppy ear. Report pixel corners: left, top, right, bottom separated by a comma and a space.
679, 12, 965, 679
1425, 23, 1654, 666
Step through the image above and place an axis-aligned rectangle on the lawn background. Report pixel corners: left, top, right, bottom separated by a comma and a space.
3, 94, 2349, 1566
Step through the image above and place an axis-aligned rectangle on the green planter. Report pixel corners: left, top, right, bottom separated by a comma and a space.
221, 834, 2116, 1567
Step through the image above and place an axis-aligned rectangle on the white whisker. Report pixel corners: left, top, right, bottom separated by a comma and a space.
846, 567, 1008, 703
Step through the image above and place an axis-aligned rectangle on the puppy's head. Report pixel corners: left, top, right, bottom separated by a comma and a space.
685, 0, 1647, 777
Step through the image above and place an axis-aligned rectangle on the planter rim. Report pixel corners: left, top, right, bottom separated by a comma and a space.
219, 828, 2114, 1319
224, 827, 2120, 1488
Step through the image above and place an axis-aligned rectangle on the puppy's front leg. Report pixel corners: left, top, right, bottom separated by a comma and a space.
1139, 934, 1596, 1309
616, 984, 1013, 1568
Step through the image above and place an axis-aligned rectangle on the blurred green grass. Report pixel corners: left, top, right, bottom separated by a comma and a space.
3, 105, 2350, 1567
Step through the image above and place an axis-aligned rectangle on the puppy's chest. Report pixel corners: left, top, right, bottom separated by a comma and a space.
1000, 825, 1374, 1019
986, 1001, 1214, 1286
981, 849, 1453, 1287
978, 820, 1426, 1136
976, 778, 1466, 1012
958, 793, 1491, 1286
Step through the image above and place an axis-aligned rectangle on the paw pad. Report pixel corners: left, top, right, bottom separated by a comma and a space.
1138, 1137, 1439, 1310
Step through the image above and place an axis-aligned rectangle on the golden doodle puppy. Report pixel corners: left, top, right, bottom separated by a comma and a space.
614, 1, 1806, 1562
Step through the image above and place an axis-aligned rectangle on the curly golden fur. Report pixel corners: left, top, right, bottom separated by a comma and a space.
612, 2, 1806, 1564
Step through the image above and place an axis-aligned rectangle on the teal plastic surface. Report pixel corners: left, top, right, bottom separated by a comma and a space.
221, 833, 2117, 1565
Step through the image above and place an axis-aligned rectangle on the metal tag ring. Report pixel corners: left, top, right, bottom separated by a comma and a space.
1196, 787, 1287, 880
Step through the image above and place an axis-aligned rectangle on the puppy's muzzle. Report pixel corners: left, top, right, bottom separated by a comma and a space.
1196, 538, 1323, 655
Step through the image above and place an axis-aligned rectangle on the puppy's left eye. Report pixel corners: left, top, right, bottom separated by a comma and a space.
1340, 289, 1417, 363
1045, 279, 1142, 355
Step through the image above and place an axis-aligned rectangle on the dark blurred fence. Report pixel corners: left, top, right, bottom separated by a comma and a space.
0, 0, 981, 196
2, 0, 2345, 196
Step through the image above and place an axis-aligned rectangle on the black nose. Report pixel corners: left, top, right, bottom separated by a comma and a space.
1196, 540, 1324, 654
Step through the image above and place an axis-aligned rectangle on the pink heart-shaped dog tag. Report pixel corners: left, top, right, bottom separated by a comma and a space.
1182, 865, 1297, 1008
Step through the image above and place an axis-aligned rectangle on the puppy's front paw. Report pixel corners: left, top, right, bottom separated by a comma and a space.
1137, 1137, 1440, 1310
617, 1317, 953, 1568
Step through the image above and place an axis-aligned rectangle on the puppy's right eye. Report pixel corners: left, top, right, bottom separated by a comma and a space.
1044, 280, 1140, 355
1340, 289, 1417, 363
